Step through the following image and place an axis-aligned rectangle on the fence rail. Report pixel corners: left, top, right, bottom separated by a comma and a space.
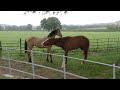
0, 48, 89, 79
1, 37, 120, 56
0, 48, 120, 79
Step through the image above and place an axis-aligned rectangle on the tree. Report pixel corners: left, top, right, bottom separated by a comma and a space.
0, 26, 3, 31
36, 26, 41, 30
18, 25, 27, 31
12, 25, 19, 31
26, 24, 32, 30
40, 17, 62, 31
4, 26, 13, 31
40, 18, 47, 30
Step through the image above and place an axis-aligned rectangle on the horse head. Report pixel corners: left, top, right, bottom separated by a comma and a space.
56, 28, 62, 38
47, 28, 62, 38
41, 38, 54, 46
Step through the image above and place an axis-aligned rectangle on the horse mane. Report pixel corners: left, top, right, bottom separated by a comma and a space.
47, 29, 60, 38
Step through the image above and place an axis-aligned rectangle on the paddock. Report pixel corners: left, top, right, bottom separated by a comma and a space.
1, 31, 120, 79
0, 48, 120, 79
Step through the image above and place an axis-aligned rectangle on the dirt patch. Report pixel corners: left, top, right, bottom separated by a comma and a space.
0, 59, 80, 79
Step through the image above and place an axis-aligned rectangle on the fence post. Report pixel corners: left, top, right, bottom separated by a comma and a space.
19, 38, 22, 56
31, 50, 35, 79
7, 48, 12, 75
113, 64, 115, 79
63, 54, 66, 79
0, 41, 2, 60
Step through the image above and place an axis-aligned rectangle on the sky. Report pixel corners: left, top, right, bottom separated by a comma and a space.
0, 11, 120, 26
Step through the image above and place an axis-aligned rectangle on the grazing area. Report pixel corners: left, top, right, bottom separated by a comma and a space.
0, 31, 120, 79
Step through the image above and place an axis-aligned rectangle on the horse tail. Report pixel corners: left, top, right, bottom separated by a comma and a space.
25, 40, 27, 53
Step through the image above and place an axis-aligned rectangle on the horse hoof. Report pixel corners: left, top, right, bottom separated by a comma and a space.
50, 61, 53, 63
46, 59, 49, 62
81, 62, 85, 64
29, 61, 32, 63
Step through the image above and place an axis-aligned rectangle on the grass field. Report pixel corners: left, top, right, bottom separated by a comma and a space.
0, 31, 120, 79
1, 31, 120, 41
1, 31, 120, 52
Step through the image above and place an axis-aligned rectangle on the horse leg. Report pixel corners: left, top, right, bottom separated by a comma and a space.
46, 53, 49, 62
82, 49, 88, 64
50, 50, 53, 63
28, 46, 33, 63
46, 48, 49, 62
64, 51, 68, 64
46, 47, 52, 63
49, 47, 53, 63
28, 51, 32, 63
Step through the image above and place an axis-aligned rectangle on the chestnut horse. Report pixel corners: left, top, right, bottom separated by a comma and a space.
42, 36, 89, 64
25, 29, 62, 63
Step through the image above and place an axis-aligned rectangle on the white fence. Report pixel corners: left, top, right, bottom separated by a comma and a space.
0, 48, 120, 79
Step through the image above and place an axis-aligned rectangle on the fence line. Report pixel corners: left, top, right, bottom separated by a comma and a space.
1, 37, 120, 56
0, 65, 48, 79
63, 54, 66, 79
7, 48, 11, 75
0, 48, 120, 79
0, 48, 88, 79
113, 64, 116, 79
15, 37, 120, 52
31, 50, 35, 79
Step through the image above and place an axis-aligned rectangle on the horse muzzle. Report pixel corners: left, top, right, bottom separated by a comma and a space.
41, 42, 45, 46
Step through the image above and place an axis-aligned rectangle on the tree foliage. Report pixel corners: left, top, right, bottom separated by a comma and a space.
0, 26, 3, 31
40, 17, 62, 31
24, 11, 68, 15
26, 24, 32, 30
40, 18, 47, 29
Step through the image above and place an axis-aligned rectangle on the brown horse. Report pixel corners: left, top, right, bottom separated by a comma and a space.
42, 36, 89, 64
25, 28, 62, 63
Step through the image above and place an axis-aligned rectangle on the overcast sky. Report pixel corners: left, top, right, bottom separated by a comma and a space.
0, 11, 120, 26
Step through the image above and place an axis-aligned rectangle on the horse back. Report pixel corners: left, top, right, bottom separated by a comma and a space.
26, 36, 49, 48
74, 36, 89, 47
63, 36, 89, 50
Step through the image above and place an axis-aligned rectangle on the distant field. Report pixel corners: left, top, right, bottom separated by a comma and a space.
0, 31, 120, 79
1, 31, 120, 51
0, 31, 120, 41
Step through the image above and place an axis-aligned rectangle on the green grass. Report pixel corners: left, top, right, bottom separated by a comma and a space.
0, 76, 12, 79
0, 31, 120, 41
1, 31, 120, 50
0, 31, 120, 79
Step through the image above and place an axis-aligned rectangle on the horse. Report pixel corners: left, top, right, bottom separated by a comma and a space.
24, 28, 62, 63
41, 36, 89, 64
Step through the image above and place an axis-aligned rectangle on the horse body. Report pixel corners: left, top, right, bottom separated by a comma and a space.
26, 36, 50, 48
56, 36, 89, 51
25, 29, 62, 63
42, 36, 89, 64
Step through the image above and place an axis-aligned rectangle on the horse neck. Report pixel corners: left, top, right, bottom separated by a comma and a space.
47, 35, 56, 38
54, 38, 63, 47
